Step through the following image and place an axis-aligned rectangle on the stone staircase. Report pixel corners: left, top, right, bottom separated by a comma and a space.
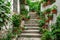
18, 12, 41, 40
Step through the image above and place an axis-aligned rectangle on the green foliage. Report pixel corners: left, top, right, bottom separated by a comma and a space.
40, 12, 45, 20
25, 16, 30, 19
47, 14, 53, 18
0, 0, 10, 29
38, 20, 45, 27
21, 9, 28, 16
51, 5, 57, 10
12, 14, 21, 27
56, 15, 60, 27
29, 2, 40, 12
20, 4, 28, 16
51, 15, 60, 40
13, 27, 22, 35
41, 29, 53, 40
46, 8, 51, 13
1, 31, 13, 40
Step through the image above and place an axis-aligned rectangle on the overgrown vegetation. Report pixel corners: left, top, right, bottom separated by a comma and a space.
0, 0, 10, 30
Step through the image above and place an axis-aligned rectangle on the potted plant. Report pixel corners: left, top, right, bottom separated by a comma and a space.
46, 8, 51, 14
43, 2, 47, 7
25, 16, 30, 21
39, 27, 44, 33
12, 14, 21, 28
51, 5, 57, 14
43, 10, 47, 15
47, 14, 53, 20
42, 24, 48, 29
45, 18, 50, 23
38, 20, 45, 27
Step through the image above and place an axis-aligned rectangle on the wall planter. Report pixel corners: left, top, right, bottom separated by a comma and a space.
52, 9, 57, 14
47, 14, 53, 20
45, 18, 50, 23
42, 24, 48, 29
51, 5, 57, 14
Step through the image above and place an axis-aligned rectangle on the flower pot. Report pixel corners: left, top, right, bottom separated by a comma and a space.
45, 19, 50, 23
52, 9, 57, 14
42, 24, 48, 29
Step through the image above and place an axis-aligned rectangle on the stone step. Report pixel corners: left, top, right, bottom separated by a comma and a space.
29, 12, 38, 19
25, 19, 39, 24
24, 24, 39, 27
20, 33, 41, 37
18, 37, 41, 40
25, 27, 39, 30
22, 30, 39, 33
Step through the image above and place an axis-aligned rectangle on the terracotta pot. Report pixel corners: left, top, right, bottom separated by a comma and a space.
45, 19, 50, 23
52, 9, 57, 14
42, 24, 48, 29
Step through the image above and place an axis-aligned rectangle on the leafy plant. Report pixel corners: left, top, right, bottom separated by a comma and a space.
46, 8, 51, 13
12, 14, 21, 27
1, 31, 13, 40
0, 0, 10, 30
41, 29, 53, 40
25, 16, 30, 19
29, 2, 40, 12
40, 12, 45, 20
51, 15, 60, 40
13, 27, 22, 35
51, 5, 57, 10
38, 20, 45, 27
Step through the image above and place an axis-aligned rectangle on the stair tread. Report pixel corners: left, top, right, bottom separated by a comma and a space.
25, 27, 39, 28
24, 24, 39, 25
21, 33, 40, 34
23, 30, 39, 33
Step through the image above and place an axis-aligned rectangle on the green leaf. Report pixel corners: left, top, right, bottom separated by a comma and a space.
0, 18, 3, 22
